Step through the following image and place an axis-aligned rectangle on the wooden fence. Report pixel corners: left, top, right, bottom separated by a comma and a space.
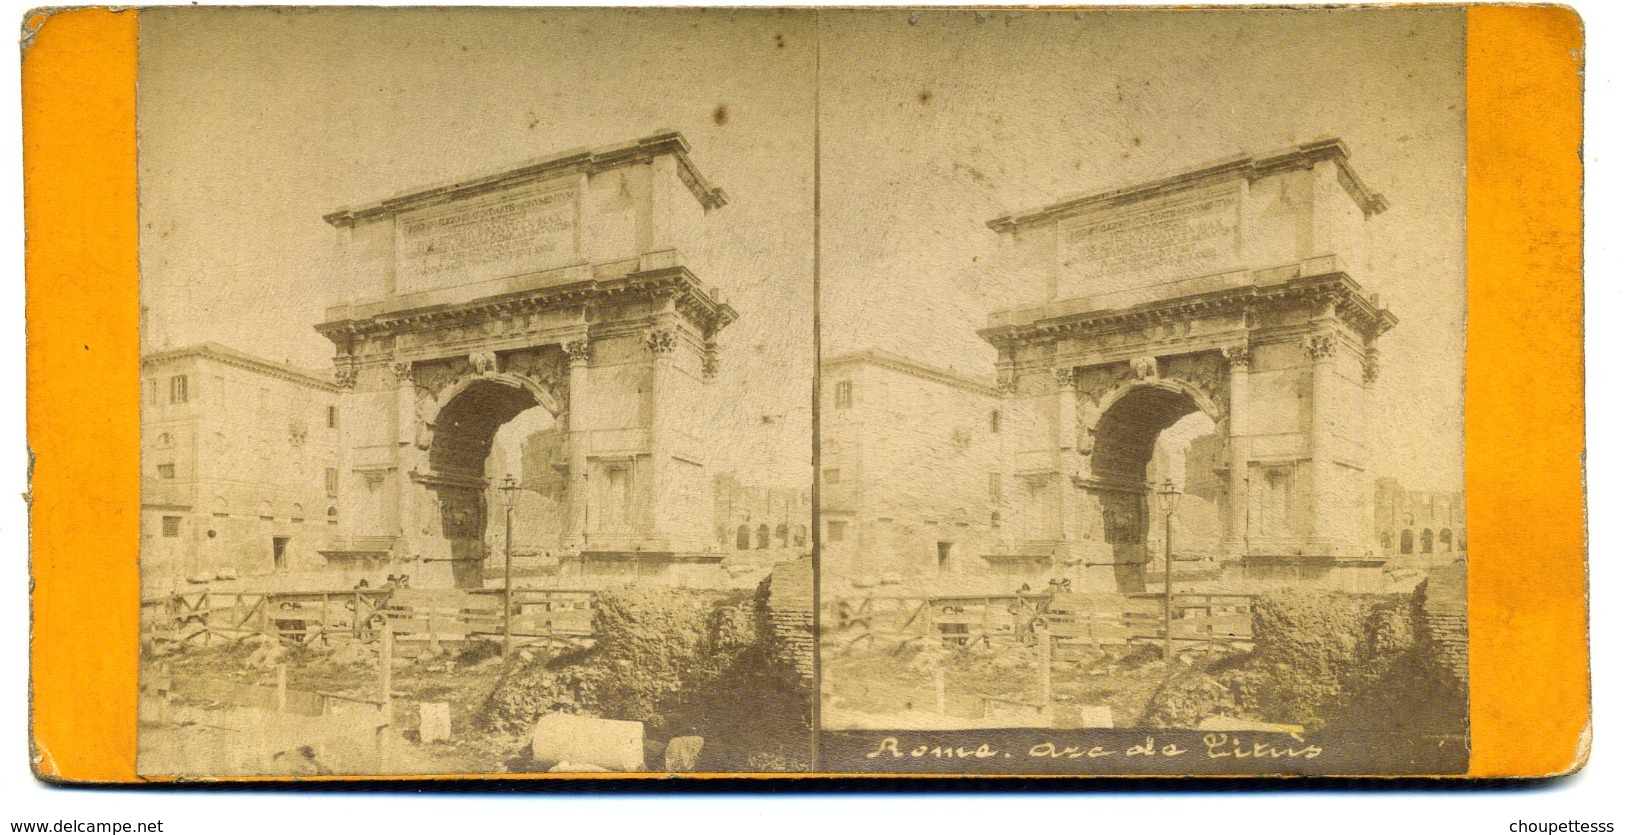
830, 591, 1255, 656
141, 587, 597, 657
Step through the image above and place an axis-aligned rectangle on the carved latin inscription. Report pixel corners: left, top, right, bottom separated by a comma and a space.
396, 183, 579, 292
1059, 191, 1238, 293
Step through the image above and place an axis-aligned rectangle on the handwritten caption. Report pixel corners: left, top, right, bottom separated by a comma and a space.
864, 733, 1323, 762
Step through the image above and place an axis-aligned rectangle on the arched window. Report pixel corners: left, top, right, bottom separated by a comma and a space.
775, 523, 789, 547
258, 500, 273, 520
291, 503, 304, 522
756, 524, 770, 549
736, 525, 751, 550
1400, 529, 1414, 554
793, 524, 807, 548
1421, 529, 1434, 554
155, 432, 173, 448
1440, 529, 1453, 552
212, 496, 228, 516
327, 506, 339, 526
1380, 530, 1393, 551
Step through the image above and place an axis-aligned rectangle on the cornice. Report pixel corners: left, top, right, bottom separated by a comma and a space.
324, 130, 727, 228
978, 272, 1397, 351
141, 342, 339, 393
316, 266, 737, 344
822, 349, 999, 399
987, 137, 1387, 234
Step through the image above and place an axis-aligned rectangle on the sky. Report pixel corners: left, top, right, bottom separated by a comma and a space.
138, 7, 1466, 492
137, 8, 816, 485
818, 7, 1467, 492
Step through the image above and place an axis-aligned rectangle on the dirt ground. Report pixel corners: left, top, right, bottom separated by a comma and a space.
140, 638, 530, 775
822, 638, 1194, 730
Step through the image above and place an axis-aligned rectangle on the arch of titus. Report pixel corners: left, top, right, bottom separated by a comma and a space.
315, 132, 736, 588
978, 139, 1397, 592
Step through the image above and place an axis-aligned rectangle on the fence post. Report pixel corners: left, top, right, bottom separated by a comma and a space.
1037, 621, 1052, 711
379, 616, 393, 709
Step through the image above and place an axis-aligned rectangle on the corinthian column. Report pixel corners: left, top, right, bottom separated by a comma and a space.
563, 336, 592, 551
1221, 345, 1251, 558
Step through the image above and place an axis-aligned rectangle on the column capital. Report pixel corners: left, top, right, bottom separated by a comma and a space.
562, 337, 593, 365
1301, 334, 1338, 362
996, 366, 1018, 395
1222, 344, 1252, 370
645, 327, 678, 356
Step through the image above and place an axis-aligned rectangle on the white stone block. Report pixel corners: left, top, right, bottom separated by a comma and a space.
531, 712, 645, 772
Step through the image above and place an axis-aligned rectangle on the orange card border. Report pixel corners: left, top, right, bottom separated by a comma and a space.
23, 5, 1587, 782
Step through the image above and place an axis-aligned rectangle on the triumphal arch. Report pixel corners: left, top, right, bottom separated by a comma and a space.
978, 139, 1397, 592
316, 132, 735, 588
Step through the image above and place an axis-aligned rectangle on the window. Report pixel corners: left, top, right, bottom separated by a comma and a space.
169, 375, 189, 404
989, 473, 1003, 504
793, 524, 807, 548
155, 432, 173, 448
144, 379, 158, 406
834, 380, 853, 409
1400, 529, 1414, 554
258, 501, 273, 521
157, 463, 175, 480
1440, 529, 1454, 552
756, 524, 770, 549
827, 520, 848, 543
327, 506, 339, 526
326, 405, 338, 429
1421, 528, 1434, 554
291, 503, 304, 522
161, 516, 181, 537
776, 523, 789, 547
736, 525, 751, 550
325, 468, 339, 497
989, 409, 1001, 433
823, 468, 841, 485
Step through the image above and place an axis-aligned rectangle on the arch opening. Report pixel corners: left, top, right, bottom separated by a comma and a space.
426, 377, 568, 584
1085, 384, 1221, 591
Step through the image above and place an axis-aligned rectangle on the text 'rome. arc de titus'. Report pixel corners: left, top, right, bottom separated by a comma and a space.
977, 139, 1397, 592
315, 132, 736, 589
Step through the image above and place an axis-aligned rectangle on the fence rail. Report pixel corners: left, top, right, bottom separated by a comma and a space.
141, 587, 597, 656
829, 591, 1255, 655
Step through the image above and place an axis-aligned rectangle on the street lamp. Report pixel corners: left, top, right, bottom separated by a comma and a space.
499, 473, 520, 660
1155, 478, 1183, 663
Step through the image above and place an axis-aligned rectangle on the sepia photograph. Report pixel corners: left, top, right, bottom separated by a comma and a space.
814, 8, 1470, 774
135, 8, 816, 776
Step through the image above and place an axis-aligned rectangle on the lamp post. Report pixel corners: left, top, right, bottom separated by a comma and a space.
499, 473, 520, 660
1155, 478, 1183, 663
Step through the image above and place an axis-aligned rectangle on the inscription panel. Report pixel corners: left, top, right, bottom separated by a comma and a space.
1058, 189, 1240, 297
395, 181, 580, 293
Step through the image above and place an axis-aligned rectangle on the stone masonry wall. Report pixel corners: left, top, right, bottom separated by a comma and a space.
758, 556, 814, 687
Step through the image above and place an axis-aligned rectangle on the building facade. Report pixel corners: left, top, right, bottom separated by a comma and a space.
140, 343, 343, 594
820, 350, 1003, 586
